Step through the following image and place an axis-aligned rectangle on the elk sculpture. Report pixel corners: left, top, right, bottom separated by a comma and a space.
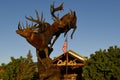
50, 3, 77, 47
16, 3, 77, 63
16, 12, 58, 65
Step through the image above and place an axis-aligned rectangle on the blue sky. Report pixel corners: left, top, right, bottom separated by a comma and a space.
0, 0, 120, 64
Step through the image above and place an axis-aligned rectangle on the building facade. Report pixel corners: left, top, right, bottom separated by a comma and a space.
52, 50, 87, 80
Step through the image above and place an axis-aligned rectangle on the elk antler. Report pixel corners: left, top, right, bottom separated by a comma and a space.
50, 2, 64, 21
18, 22, 26, 30
18, 21, 37, 30
18, 21, 22, 30
25, 10, 45, 24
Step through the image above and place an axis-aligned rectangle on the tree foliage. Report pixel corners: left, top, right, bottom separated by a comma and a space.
83, 46, 120, 80
0, 50, 36, 80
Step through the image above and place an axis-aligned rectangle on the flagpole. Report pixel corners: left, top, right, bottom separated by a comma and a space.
66, 34, 68, 52
65, 34, 68, 79
62, 34, 69, 79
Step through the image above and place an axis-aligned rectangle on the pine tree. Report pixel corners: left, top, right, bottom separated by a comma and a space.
0, 50, 36, 80
83, 46, 120, 80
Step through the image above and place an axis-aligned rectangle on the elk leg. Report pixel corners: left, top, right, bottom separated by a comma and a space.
71, 27, 76, 39
64, 30, 68, 37
50, 34, 60, 48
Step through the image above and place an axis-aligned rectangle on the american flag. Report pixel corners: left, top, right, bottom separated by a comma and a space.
62, 37, 67, 53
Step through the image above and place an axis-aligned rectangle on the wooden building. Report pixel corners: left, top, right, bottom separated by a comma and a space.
52, 50, 87, 80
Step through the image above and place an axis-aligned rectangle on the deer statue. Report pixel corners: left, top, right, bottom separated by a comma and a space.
16, 9, 63, 64
50, 3, 77, 48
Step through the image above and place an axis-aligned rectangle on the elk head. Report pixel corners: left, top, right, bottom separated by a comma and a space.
58, 10, 77, 39
16, 22, 37, 39
66, 10, 77, 39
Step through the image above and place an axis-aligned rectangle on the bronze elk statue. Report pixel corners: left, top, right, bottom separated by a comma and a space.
16, 3, 77, 80
16, 3, 77, 61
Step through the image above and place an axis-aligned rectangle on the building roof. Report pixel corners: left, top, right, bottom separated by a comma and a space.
52, 50, 87, 67
67, 50, 87, 62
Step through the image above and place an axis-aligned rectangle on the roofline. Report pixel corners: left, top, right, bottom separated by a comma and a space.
53, 50, 87, 62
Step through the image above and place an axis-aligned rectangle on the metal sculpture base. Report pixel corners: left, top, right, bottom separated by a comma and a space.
37, 48, 61, 80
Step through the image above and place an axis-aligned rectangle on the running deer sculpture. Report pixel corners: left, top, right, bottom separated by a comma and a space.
50, 3, 77, 47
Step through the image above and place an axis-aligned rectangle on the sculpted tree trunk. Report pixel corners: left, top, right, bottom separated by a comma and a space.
36, 48, 61, 80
